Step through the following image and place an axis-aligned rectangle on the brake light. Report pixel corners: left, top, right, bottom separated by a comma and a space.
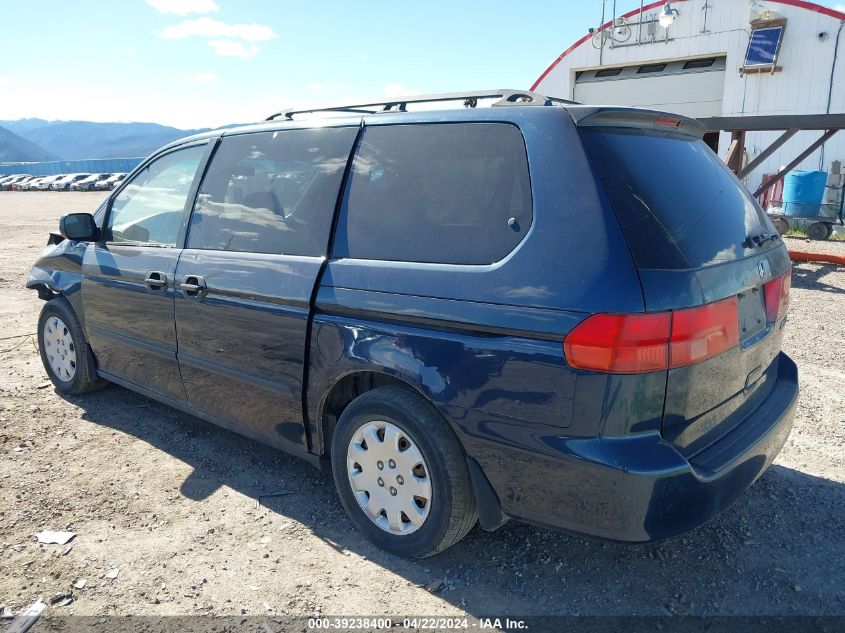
764, 270, 791, 323
654, 115, 681, 128
564, 296, 741, 374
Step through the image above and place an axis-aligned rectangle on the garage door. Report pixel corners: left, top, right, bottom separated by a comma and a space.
574, 57, 726, 118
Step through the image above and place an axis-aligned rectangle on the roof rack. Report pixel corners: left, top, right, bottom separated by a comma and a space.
265, 89, 578, 121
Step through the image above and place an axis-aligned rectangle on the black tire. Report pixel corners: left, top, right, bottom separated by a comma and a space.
808, 222, 830, 241
37, 297, 104, 394
331, 386, 477, 558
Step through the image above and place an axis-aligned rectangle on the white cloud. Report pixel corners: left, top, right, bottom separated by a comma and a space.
146, 0, 219, 15
384, 83, 421, 98
160, 17, 277, 42
207, 39, 259, 59
184, 71, 217, 83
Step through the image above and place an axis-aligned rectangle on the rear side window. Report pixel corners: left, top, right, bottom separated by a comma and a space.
580, 129, 771, 269
187, 127, 358, 256
334, 123, 532, 265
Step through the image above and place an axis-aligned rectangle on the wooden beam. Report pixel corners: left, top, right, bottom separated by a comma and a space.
740, 66, 783, 76
725, 131, 746, 174
753, 129, 839, 198
739, 128, 798, 179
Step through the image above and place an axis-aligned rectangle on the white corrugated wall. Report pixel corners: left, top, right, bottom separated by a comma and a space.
533, 0, 845, 195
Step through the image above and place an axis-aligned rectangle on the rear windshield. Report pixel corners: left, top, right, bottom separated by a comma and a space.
580, 128, 772, 269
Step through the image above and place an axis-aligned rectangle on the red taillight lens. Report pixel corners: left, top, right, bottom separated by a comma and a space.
563, 313, 671, 374
564, 297, 742, 374
669, 297, 739, 368
764, 270, 791, 323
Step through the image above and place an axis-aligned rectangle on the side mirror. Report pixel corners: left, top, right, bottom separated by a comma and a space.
59, 213, 98, 241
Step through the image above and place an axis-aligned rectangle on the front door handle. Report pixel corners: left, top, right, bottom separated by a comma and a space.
178, 274, 207, 299
144, 271, 168, 290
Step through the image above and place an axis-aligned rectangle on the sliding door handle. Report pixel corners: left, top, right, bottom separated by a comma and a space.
178, 275, 207, 299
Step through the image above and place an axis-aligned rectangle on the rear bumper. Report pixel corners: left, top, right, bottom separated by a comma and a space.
466, 352, 798, 542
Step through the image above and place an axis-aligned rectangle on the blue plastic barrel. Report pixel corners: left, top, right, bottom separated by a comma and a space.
783, 170, 827, 217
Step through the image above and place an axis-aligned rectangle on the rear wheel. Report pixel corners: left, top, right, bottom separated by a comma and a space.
38, 298, 104, 394
331, 386, 477, 557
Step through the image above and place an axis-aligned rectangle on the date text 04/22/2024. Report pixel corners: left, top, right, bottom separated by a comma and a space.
306, 617, 528, 630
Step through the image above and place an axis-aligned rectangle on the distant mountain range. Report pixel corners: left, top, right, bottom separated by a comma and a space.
0, 118, 213, 163
0, 125, 59, 162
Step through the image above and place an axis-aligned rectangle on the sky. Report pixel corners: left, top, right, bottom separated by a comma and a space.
0, 0, 843, 129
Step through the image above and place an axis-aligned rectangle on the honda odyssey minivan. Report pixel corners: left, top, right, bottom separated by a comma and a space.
27, 90, 797, 557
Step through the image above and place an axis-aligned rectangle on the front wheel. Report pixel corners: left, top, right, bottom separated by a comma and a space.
38, 298, 104, 394
331, 386, 477, 557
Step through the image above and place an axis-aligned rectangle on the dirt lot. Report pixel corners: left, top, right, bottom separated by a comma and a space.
1, 192, 843, 618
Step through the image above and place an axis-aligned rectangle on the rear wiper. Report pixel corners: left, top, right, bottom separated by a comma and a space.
743, 233, 780, 249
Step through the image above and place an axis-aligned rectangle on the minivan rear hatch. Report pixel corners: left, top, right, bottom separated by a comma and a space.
576, 109, 792, 461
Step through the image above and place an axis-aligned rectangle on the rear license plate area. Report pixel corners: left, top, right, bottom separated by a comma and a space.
738, 287, 766, 343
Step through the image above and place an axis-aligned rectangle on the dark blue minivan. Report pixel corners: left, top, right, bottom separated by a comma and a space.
28, 90, 798, 557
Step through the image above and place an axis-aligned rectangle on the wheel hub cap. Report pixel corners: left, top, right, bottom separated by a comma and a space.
43, 316, 77, 382
346, 420, 432, 535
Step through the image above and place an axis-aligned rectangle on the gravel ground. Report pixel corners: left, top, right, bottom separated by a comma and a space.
783, 235, 845, 257
0, 192, 843, 619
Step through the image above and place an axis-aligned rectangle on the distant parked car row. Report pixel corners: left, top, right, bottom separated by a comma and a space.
0, 173, 127, 191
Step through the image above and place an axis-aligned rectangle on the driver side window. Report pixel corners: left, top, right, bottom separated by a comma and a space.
107, 144, 206, 246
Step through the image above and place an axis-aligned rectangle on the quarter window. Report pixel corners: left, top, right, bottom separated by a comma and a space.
107, 145, 206, 245
186, 127, 358, 256
334, 123, 532, 265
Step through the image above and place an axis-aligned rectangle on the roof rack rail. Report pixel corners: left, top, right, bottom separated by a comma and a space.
265, 88, 578, 121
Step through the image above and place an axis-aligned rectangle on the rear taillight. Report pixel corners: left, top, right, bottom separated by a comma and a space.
764, 270, 791, 323
564, 296, 741, 374
563, 313, 671, 374
668, 297, 739, 368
